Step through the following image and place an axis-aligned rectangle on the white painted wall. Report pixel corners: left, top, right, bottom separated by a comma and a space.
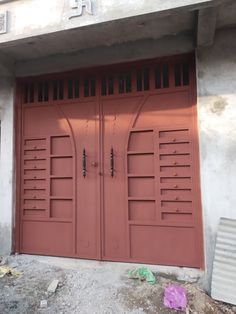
0, 76, 14, 255
197, 28, 236, 291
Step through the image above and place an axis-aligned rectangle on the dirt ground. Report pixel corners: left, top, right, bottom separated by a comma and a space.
0, 255, 235, 314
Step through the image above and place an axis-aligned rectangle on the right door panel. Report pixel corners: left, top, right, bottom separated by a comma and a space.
102, 91, 203, 267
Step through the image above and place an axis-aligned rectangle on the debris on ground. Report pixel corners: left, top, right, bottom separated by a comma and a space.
47, 279, 59, 293
10, 262, 18, 269
1, 255, 236, 314
40, 300, 48, 309
0, 256, 8, 266
128, 267, 156, 285
0, 266, 21, 278
164, 284, 187, 311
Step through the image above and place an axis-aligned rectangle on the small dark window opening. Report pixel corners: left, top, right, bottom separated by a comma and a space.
84, 78, 96, 97
125, 72, 132, 93
68, 79, 73, 99
38, 82, 48, 102
90, 78, 96, 96
74, 79, 80, 98
44, 82, 49, 101
24, 83, 34, 103
108, 77, 114, 95
175, 64, 182, 87
137, 70, 142, 91
53, 80, 64, 100
84, 79, 90, 97
101, 77, 107, 96
29, 83, 34, 103
119, 72, 132, 94
38, 82, 43, 102
68, 79, 80, 99
163, 64, 169, 88
24, 84, 29, 103
119, 75, 125, 94
53, 81, 57, 100
58, 80, 64, 100
183, 63, 190, 86
155, 67, 161, 89
143, 68, 149, 91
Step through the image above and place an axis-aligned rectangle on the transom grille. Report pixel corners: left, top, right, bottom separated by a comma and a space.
22, 56, 193, 104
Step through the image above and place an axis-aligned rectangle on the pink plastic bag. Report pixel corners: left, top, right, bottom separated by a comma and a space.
164, 284, 187, 311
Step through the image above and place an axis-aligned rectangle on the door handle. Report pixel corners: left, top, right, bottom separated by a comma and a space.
110, 147, 114, 177
83, 148, 87, 178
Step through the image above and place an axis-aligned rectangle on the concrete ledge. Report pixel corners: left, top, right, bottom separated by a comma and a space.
23, 254, 204, 284
16, 34, 194, 77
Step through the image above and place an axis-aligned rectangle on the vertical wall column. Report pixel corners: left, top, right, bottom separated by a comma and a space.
196, 29, 236, 292
0, 76, 14, 255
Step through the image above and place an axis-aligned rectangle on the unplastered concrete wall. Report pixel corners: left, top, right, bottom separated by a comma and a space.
0, 76, 14, 255
0, 0, 214, 44
197, 27, 236, 291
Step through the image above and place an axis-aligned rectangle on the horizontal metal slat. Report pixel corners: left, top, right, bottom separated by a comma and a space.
211, 218, 236, 305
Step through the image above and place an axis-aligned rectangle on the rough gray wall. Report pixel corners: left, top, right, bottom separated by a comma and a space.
0, 76, 14, 256
197, 27, 236, 292
0, 0, 214, 44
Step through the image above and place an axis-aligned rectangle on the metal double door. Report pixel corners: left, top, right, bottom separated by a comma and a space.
18, 57, 203, 268
19, 91, 203, 267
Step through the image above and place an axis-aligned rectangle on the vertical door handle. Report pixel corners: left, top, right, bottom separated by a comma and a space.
83, 148, 87, 178
110, 147, 114, 177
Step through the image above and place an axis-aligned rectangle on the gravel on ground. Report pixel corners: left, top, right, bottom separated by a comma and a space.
0, 254, 235, 314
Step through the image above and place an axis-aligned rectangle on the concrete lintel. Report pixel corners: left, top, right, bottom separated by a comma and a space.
197, 6, 218, 47
15, 34, 194, 77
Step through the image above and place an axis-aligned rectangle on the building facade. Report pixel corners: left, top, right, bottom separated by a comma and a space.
0, 0, 236, 291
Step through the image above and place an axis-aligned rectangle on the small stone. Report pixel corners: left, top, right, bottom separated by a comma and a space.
40, 300, 47, 308
10, 263, 18, 269
47, 279, 59, 293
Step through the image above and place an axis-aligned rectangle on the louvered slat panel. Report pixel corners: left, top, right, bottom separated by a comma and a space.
211, 218, 236, 305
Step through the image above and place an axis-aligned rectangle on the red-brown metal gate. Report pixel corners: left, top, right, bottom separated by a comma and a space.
15, 54, 204, 268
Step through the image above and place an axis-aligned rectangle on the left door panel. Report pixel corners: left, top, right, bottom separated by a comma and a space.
20, 101, 100, 259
